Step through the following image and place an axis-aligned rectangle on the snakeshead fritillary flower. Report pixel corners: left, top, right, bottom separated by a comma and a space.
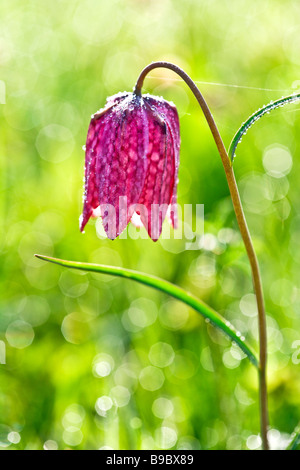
80, 92, 180, 241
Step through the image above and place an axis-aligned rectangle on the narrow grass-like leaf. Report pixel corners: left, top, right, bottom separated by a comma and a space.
286, 424, 300, 450
35, 254, 258, 367
229, 93, 300, 162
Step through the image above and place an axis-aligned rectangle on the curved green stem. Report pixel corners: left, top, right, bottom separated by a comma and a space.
35, 254, 258, 367
134, 62, 231, 173
135, 62, 269, 450
225, 167, 269, 451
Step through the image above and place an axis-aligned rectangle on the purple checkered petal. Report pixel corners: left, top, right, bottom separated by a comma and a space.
80, 92, 180, 241
143, 95, 180, 228
137, 103, 175, 241
80, 94, 149, 238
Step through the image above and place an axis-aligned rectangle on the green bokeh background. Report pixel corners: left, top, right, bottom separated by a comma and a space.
1, 0, 300, 450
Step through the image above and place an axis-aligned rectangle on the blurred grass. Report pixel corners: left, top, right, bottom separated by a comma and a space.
1, 0, 300, 450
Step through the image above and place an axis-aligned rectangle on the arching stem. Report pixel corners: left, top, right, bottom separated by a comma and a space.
134, 62, 269, 450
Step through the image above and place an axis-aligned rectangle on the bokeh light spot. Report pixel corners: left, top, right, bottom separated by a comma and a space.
43, 440, 58, 450
5, 320, 34, 349
63, 428, 83, 447
263, 145, 293, 178
61, 313, 90, 344
92, 353, 114, 378
139, 366, 165, 391
239, 294, 257, 317
159, 300, 189, 330
154, 426, 177, 449
246, 434, 262, 450
148, 342, 175, 368
110, 386, 131, 408
169, 350, 198, 379
35, 124, 74, 163
7, 431, 21, 444
59, 270, 89, 298
20, 295, 51, 327
152, 397, 174, 419
95, 396, 114, 417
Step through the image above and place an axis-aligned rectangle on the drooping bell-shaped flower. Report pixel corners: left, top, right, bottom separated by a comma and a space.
80, 91, 180, 241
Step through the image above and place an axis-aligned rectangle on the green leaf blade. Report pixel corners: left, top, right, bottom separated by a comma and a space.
35, 254, 259, 368
229, 93, 300, 162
